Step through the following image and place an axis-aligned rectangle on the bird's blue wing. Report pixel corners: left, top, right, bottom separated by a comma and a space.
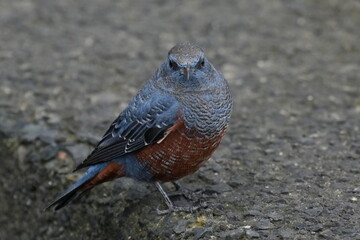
74, 87, 180, 171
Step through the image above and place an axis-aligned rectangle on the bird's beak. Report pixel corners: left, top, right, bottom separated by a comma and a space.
183, 66, 194, 81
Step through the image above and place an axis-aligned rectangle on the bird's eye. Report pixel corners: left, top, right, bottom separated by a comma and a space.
196, 58, 205, 69
169, 60, 177, 70
200, 58, 205, 67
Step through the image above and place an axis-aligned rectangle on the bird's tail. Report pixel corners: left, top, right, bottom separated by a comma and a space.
45, 162, 125, 211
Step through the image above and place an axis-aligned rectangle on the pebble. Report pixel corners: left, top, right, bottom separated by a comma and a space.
20, 124, 43, 142
309, 223, 323, 232
244, 209, 263, 217
173, 220, 188, 234
228, 175, 247, 187
304, 207, 323, 217
222, 228, 245, 239
39, 145, 58, 161
255, 219, 275, 230
246, 229, 260, 238
267, 212, 284, 221
319, 229, 333, 238
192, 227, 212, 240
278, 228, 294, 239
206, 182, 232, 194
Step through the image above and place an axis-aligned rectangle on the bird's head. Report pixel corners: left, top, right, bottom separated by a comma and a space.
155, 43, 218, 93
167, 42, 205, 81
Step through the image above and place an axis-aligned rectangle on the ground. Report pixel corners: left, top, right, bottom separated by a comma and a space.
0, 0, 359, 239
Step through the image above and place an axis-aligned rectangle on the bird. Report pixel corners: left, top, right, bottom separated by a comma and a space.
46, 42, 232, 213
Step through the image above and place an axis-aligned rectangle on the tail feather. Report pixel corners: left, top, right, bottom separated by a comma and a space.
50, 190, 80, 211
46, 161, 126, 211
45, 163, 108, 211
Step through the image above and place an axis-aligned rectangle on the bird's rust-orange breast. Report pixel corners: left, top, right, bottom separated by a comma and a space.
135, 120, 225, 182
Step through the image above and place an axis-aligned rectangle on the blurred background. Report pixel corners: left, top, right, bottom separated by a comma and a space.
0, 0, 359, 239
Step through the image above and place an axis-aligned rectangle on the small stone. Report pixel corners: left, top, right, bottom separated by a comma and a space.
278, 228, 294, 239
20, 124, 43, 141
319, 229, 333, 238
206, 182, 232, 194
228, 175, 247, 187
226, 211, 240, 221
255, 219, 275, 230
293, 222, 306, 230
192, 227, 212, 240
39, 145, 58, 161
223, 228, 245, 240
57, 151, 69, 160
267, 212, 284, 221
173, 220, 188, 234
264, 148, 275, 154
246, 229, 260, 238
45, 113, 61, 124
309, 224, 323, 232
350, 197, 357, 202
25, 198, 32, 206
215, 224, 227, 232
244, 210, 263, 217
280, 188, 291, 194
304, 207, 323, 217
19, 63, 30, 71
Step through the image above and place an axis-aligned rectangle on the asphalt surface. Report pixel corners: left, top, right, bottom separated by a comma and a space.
0, 0, 359, 239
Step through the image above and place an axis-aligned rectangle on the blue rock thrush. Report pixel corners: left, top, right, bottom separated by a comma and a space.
46, 42, 232, 213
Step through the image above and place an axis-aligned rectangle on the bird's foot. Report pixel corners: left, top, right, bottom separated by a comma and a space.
156, 201, 207, 215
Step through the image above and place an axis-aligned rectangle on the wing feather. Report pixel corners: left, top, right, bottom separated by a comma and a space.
74, 92, 180, 171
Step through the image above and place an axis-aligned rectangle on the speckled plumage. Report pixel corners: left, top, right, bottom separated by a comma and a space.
47, 43, 232, 210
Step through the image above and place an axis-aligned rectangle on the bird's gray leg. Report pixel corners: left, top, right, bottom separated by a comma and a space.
155, 182, 174, 210
155, 182, 205, 214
